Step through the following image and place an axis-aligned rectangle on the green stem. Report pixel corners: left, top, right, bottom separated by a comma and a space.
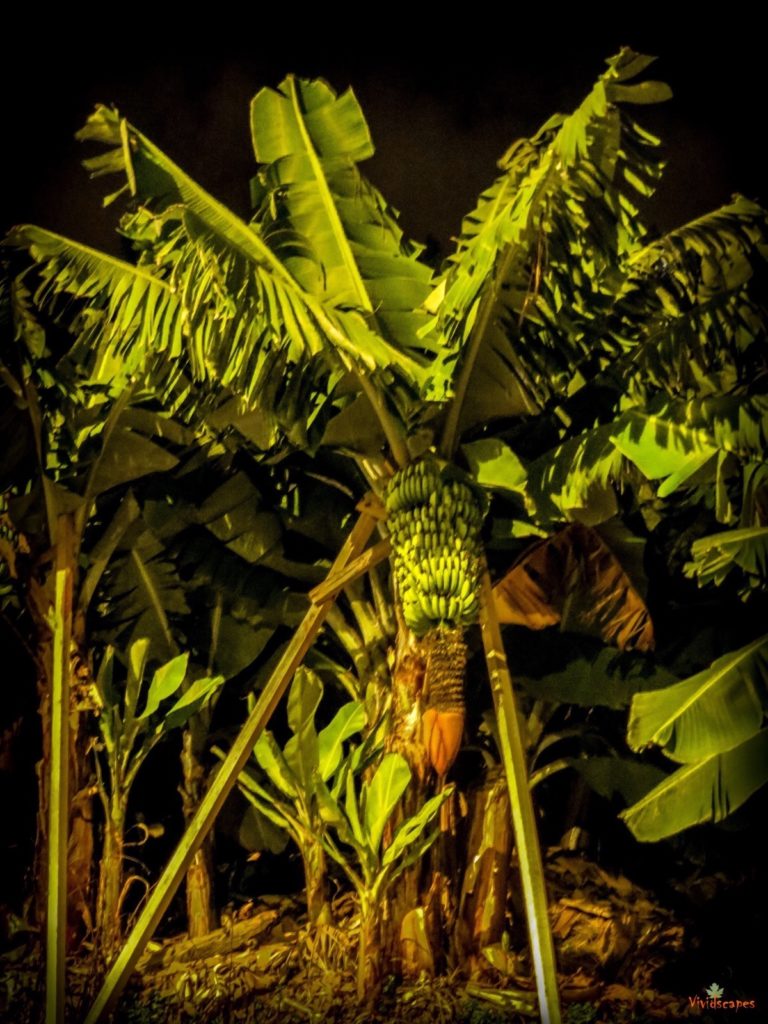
439, 243, 516, 459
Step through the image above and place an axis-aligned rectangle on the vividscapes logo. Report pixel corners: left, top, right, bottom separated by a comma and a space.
687, 982, 757, 1012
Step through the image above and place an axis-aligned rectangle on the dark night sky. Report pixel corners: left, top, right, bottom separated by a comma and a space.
1, 20, 763, 258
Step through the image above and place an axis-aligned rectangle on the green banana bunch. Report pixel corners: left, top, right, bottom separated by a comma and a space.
385, 458, 486, 637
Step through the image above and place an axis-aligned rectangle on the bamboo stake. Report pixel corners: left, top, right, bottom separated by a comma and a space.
479, 571, 562, 1024
83, 507, 378, 1024
46, 518, 74, 1024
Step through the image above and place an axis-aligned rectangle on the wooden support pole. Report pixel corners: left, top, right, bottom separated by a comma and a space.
479, 571, 562, 1024
46, 518, 74, 1024
308, 537, 391, 605
83, 508, 379, 1024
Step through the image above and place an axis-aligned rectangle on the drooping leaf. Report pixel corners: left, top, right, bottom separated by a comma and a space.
627, 635, 768, 763
524, 393, 768, 528
620, 728, 768, 841
437, 49, 669, 451
237, 802, 291, 855
75, 101, 436, 408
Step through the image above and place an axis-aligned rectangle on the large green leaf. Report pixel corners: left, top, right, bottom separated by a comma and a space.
627, 635, 768, 763
98, 519, 188, 659
7, 226, 184, 386
603, 196, 768, 404
76, 103, 434, 401
524, 393, 768, 527
195, 472, 282, 565
250, 77, 441, 381
610, 412, 718, 497
286, 666, 323, 735
620, 728, 768, 841
437, 49, 669, 451
564, 756, 667, 805
124, 638, 150, 723
362, 752, 411, 856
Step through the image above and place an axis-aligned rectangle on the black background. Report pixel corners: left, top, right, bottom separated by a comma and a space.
1, 17, 763, 256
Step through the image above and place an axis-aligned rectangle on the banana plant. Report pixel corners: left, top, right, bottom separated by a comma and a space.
8, 48, 768, 1024
0, 275, 195, 938
91, 639, 224, 954
312, 751, 452, 1003
219, 660, 450, 1001
214, 665, 370, 925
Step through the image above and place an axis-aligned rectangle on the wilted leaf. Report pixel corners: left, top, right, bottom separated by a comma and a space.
494, 522, 654, 650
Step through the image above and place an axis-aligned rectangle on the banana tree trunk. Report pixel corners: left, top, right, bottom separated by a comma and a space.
95, 796, 126, 957
45, 556, 71, 1024
382, 623, 431, 973
33, 518, 95, 946
357, 893, 381, 1006
303, 839, 329, 926
180, 728, 218, 938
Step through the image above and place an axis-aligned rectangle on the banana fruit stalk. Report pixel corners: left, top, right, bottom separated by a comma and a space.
386, 459, 486, 775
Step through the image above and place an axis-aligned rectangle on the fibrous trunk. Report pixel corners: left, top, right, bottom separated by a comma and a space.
180, 728, 218, 938
357, 896, 381, 1006
455, 767, 513, 966
31, 522, 95, 948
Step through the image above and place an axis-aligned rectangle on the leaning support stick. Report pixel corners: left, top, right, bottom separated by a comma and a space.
479, 570, 562, 1024
83, 503, 379, 1023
